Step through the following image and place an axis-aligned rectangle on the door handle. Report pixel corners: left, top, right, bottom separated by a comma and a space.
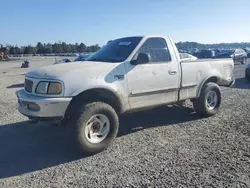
168, 70, 177, 75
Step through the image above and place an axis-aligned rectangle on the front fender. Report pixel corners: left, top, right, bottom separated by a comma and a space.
70, 85, 120, 97
65, 85, 129, 114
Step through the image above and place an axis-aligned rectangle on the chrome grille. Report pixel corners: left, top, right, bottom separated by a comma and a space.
25, 79, 33, 93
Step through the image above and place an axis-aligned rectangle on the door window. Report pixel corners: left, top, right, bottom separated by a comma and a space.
136, 37, 171, 63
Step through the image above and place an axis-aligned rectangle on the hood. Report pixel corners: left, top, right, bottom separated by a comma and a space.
26, 61, 118, 80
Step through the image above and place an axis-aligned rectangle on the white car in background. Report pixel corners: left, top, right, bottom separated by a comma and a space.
180, 53, 198, 61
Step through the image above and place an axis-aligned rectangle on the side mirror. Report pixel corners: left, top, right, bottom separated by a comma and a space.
131, 52, 151, 65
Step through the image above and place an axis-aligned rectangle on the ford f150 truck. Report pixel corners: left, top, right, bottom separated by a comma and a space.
16, 35, 235, 155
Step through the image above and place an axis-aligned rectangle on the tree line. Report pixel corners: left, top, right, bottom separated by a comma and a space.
176, 41, 250, 50
1, 41, 250, 55
0, 42, 101, 55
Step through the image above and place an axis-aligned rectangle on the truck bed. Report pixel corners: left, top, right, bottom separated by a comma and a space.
179, 58, 234, 101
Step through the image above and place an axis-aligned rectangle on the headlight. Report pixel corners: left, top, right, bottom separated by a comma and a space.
36, 81, 62, 94
36, 82, 49, 94
48, 82, 62, 94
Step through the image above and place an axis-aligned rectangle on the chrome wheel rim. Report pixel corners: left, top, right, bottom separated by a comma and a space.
206, 91, 218, 110
85, 114, 110, 144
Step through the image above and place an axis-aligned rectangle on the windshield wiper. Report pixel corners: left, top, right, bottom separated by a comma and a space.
87, 58, 101, 62
87, 58, 119, 63
101, 59, 119, 62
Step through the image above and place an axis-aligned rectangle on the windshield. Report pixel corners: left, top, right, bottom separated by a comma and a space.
86, 37, 142, 63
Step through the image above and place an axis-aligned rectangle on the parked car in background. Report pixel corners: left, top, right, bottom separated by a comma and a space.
232, 49, 247, 64
180, 53, 198, 61
215, 49, 234, 58
16, 35, 235, 155
53, 54, 92, 65
72, 53, 79, 57
74, 54, 91, 61
54, 58, 72, 65
245, 63, 250, 80
178, 49, 189, 53
195, 49, 216, 59
190, 48, 199, 54
244, 48, 250, 58
215, 49, 247, 64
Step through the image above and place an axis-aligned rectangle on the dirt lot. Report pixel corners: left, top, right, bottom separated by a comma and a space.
0, 57, 250, 187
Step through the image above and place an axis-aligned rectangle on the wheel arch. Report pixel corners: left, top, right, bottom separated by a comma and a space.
65, 88, 124, 118
196, 76, 220, 98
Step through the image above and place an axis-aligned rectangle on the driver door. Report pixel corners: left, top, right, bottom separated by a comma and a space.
125, 37, 180, 109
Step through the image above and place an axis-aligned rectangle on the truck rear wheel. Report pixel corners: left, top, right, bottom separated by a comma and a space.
74, 102, 119, 155
193, 83, 221, 117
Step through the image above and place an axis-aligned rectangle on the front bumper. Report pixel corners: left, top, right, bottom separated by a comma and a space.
16, 89, 72, 120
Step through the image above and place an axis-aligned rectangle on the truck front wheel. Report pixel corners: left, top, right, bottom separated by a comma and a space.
193, 83, 221, 117
74, 102, 119, 155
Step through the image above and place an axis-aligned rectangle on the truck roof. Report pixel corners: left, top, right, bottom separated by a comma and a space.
113, 35, 170, 40
132, 35, 169, 38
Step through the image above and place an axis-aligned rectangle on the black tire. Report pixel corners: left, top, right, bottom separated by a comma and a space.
74, 102, 119, 155
193, 83, 221, 117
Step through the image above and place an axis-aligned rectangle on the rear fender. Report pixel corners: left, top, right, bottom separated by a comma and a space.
196, 76, 220, 98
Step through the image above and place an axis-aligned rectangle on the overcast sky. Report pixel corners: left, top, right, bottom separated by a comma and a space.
1, 0, 250, 46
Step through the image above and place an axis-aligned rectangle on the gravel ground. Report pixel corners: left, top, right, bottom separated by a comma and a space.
0, 58, 250, 187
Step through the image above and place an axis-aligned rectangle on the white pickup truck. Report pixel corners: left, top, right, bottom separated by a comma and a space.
16, 35, 235, 154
